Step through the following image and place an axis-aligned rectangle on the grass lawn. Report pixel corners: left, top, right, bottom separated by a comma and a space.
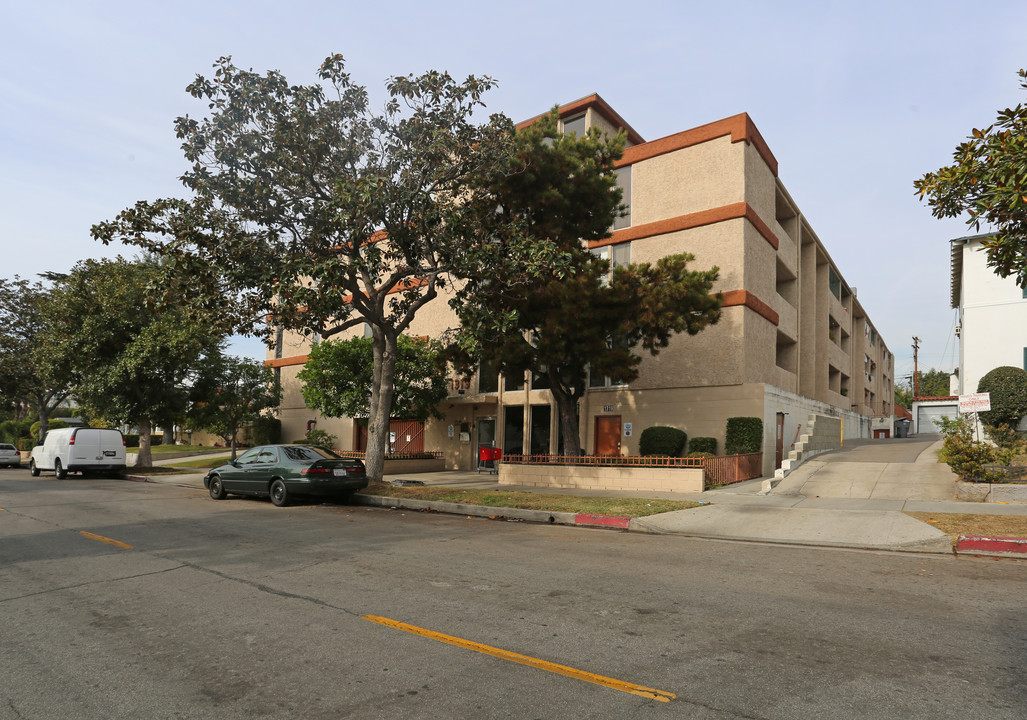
170, 457, 233, 469
360, 481, 702, 518
905, 511, 1027, 539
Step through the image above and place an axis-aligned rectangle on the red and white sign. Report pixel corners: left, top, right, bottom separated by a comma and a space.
958, 392, 991, 413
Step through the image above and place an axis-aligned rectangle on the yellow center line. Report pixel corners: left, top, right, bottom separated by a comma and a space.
362, 615, 675, 703
79, 531, 134, 550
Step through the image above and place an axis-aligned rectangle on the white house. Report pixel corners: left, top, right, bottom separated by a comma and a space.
950, 232, 1027, 396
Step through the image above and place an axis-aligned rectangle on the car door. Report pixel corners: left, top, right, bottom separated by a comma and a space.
250, 447, 280, 494
220, 447, 262, 494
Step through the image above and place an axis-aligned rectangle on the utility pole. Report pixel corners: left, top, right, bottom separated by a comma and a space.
912, 336, 920, 398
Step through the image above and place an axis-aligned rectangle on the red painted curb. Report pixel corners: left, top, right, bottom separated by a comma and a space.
957, 535, 1027, 554
574, 513, 630, 529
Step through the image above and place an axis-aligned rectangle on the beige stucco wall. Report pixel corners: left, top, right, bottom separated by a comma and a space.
631, 137, 746, 224
499, 462, 705, 494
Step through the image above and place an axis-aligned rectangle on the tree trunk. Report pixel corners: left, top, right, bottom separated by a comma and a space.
34, 398, 50, 445
230, 425, 238, 461
364, 331, 399, 483
549, 377, 583, 457
136, 419, 153, 469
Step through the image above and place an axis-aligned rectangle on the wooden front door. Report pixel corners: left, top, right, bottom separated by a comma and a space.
594, 415, 622, 456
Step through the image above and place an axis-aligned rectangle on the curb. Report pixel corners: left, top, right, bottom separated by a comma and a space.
354, 493, 632, 530
955, 534, 1027, 558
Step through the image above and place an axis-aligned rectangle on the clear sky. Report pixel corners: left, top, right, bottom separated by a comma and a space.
3, 0, 1025, 384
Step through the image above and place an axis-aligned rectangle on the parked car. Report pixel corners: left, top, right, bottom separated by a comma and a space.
203, 445, 368, 506
30, 428, 127, 478
0, 443, 21, 468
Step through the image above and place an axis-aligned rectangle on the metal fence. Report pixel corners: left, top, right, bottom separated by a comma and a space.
502, 454, 705, 468
701, 453, 763, 488
980, 465, 1027, 484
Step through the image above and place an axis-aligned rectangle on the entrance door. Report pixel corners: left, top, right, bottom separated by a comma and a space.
594, 415, 622, 456
477, 418, 496, 447
775, 412, 785, 469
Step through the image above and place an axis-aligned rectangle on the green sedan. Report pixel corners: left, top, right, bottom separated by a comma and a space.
203, 445, 368, 507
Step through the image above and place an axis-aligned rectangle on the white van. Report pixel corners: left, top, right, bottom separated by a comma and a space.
30, 428, 127, 478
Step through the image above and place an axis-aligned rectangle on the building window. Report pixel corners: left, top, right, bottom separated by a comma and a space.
274, 326, 284, 359
829, 267, 841, 300
504, 370, 525, 392
590, 243, 631, 280
613, 165, 631, 230
478, 361, 498, 394
529, 405, 551, 455
1023, 347, 1027, 371
503, 406, 524, 455
561, 113, 586, 137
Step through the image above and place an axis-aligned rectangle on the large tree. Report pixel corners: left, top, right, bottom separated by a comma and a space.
915, 69, 1027, 287
188, 354, 282, 460
0, 276, 75, 440
298, 336, 448, 424
92, 56, 574, 482
41, 259, 222, 468
454, 254, 721, 456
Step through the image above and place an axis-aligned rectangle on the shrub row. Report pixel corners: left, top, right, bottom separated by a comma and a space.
637, 418, 761, 458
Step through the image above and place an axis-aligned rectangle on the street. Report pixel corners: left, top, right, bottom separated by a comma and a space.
1, 469, 1026, 719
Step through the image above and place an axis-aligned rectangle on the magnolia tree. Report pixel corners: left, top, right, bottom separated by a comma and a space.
92, 56, 585, 481
916, 69, 1027, 287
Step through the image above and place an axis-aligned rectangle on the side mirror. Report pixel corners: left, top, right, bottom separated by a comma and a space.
229, 460, 241, 468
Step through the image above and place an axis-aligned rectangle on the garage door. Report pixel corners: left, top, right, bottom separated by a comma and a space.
917, 404, 957, 434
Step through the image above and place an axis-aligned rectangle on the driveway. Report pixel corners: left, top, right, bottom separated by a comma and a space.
772, 436, 957, 502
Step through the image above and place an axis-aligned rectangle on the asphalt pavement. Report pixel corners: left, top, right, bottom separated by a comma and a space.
117, 437, 1027, 558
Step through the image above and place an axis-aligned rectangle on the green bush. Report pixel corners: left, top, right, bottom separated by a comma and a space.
17, 437, 34, 452
725, 417, 762, 455
304, 428, 337, 449
937, 416, 1010, 482
0, 419, 33, 444
689, 437, 717, 455
252, 416, 282, 445
638, 426, 687, 457
30, 419, 68, 443
123, 434, 164, 448
686, 451, 714, 458
977, 366, 1027, 428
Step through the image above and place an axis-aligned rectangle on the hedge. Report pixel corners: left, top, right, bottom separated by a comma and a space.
252, 416, 282, 445
639, 426, 687, 457
124, 434, 164, 448
725, 417, 762, 454
689, 436, 717, 455
977, 366, 1027, 428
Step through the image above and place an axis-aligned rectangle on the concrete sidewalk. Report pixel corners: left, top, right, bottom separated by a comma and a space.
128, 445, 1027, 558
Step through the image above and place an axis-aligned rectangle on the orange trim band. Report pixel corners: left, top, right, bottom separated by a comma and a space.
516, 93, 646, 146
721, 290, 779, 326
590, 202, 780, 251
618, 113, 778, 176
265, 355, 309, 368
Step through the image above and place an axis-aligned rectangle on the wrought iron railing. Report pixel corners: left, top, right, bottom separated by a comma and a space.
502, 452, 764, 489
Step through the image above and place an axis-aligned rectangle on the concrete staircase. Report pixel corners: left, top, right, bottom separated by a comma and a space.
761, 414, 842, 493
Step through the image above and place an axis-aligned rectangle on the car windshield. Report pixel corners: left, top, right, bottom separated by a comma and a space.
282, 446, 341, 462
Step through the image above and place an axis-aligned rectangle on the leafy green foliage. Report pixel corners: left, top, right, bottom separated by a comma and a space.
976, 365, 1027, 427
188, 354, 282, 459
304, 428, 337, 450
0, 276, 75, 438
689, 437, 718, 455
936, 415, 1011, 482
92, 56, 575, 482
725, 417, 763, 455
638, 426, 687, 457
252, 416, 282, 445
29, 418, 66, 443
0, 419, 34, 445
39, 259, 223, 468
915, 69, 1027, 287
298, 336, 448, 422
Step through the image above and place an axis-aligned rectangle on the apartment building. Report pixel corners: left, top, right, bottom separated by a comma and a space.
270, 94, 894, 477
950, 233, 1027, 396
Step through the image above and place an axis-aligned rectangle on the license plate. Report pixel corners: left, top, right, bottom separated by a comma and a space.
103, 451, 116, 457
332, 469, 348, 477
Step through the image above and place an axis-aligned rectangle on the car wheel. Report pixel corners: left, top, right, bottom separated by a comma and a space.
30, 459, 40, 477
208, 475, 227, 500
55, 459, 67, 480
269, 479, 289, 507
